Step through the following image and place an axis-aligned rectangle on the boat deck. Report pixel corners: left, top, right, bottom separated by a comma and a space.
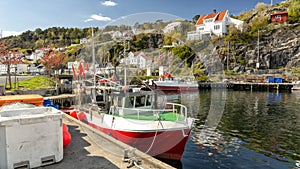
41, 114, 174, 169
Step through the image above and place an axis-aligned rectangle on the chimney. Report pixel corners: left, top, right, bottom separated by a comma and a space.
213, 9, 217, 13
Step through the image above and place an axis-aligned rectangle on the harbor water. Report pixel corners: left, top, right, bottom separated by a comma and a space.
164, 90, 300, 169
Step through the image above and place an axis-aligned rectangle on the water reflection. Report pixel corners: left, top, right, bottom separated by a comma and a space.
167, 90, 300, 169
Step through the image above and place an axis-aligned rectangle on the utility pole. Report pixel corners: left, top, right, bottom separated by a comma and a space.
257, 29, 260, 69
227, 41, 230, 71
14, 66, 17, 89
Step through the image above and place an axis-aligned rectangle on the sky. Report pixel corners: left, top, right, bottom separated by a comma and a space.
0, 0, 285, 37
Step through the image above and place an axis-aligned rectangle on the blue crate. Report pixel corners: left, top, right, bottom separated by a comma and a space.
274, 78, 282, 83
268, 77, 275, 83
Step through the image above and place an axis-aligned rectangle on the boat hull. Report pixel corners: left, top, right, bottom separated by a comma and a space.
150, 84, 199, 92
88, 122, 191, 160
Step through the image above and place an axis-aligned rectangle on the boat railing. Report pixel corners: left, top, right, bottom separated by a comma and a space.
109, 102, 187, 121
166, 102, 188, 118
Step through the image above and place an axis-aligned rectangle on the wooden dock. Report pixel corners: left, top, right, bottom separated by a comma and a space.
198, 82, 233, 89
230, 82, 293, 91
198, 82, 294, 92
44, 94, 76, 110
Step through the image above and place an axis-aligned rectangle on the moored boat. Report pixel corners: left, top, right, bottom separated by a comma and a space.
69, 28, 195, 160
148, 77, 199, 92
292, 81, 300, 91
76, 85, 194, 160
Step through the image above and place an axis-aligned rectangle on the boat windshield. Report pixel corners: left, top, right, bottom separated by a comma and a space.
124, 95, 152, 108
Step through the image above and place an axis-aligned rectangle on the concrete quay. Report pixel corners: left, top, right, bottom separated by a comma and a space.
41, 114, 174, 169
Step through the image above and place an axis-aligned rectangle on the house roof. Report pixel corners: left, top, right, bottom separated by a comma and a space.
143, 56, 152, 60
271, 11, 288, 15
196, 10, 227, 25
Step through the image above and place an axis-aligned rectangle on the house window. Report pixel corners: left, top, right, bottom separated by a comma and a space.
214, 25, 220, 30
205, 19, 213, 23
275, 15, 281, 19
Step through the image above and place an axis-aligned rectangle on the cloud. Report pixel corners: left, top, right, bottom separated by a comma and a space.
84, 18, 94, 22
2, 31, 23, 38
101, 1, 117, 7
84, 14, 112, 22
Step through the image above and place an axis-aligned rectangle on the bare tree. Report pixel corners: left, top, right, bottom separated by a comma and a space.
0, 41, 23, 89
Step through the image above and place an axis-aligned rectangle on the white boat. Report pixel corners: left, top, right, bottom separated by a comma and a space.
292, 81, 300, 90
148, 76, 199, 92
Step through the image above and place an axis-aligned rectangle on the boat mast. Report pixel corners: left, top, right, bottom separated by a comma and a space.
92, 28, 96, 87
124, 39, 127, 86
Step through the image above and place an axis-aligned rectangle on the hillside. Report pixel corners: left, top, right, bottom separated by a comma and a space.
0, 0, 299, 79
200, 0, 300, 76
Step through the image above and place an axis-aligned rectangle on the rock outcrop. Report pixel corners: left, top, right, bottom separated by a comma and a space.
195, 23, 300, 74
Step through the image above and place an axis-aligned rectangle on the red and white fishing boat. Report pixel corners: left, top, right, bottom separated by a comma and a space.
75, 85, 194, 160
148, 77, 199, 92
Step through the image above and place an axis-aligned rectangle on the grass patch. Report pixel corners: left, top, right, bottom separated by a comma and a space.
8, 76, 56, 91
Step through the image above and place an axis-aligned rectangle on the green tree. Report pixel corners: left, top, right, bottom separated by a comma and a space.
288, 0, 300, 23
255, 2, 267, 11
171, 45, 195, 67
249, 15, 269, 35
192, 14, 200, 23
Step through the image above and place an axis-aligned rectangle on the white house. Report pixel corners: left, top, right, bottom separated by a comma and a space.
0, 64, 7, 75
163, 22, 181, 33
187, 10, 243, 40
80, 38, 89, 44
124, 52, 152, 69
0, 64, 30, 75
25, 49, 44, 60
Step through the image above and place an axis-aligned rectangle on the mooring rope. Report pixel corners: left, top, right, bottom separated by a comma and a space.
144, 119, 161, 154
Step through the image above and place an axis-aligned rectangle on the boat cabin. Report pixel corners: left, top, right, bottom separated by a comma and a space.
109, 90, 155, 116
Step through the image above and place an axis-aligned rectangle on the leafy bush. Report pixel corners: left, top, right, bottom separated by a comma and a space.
288, 0, 300, 23
237, 56, 246, 65
291, 67, 300, 76
249, 16, 269, 35
194, 68, 209, 82
225, 70, 237, 76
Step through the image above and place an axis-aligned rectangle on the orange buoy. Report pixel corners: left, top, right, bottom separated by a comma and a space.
62, 123, 69, 132
62, 123, 71, 147
63, 130, 71, 147
69, 111, 78, 119
77, 111, 87, 123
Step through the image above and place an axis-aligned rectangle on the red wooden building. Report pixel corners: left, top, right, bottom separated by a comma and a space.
271, 11, 288, 23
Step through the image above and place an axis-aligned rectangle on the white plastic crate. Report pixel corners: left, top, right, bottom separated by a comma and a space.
0, 106, 63, 169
